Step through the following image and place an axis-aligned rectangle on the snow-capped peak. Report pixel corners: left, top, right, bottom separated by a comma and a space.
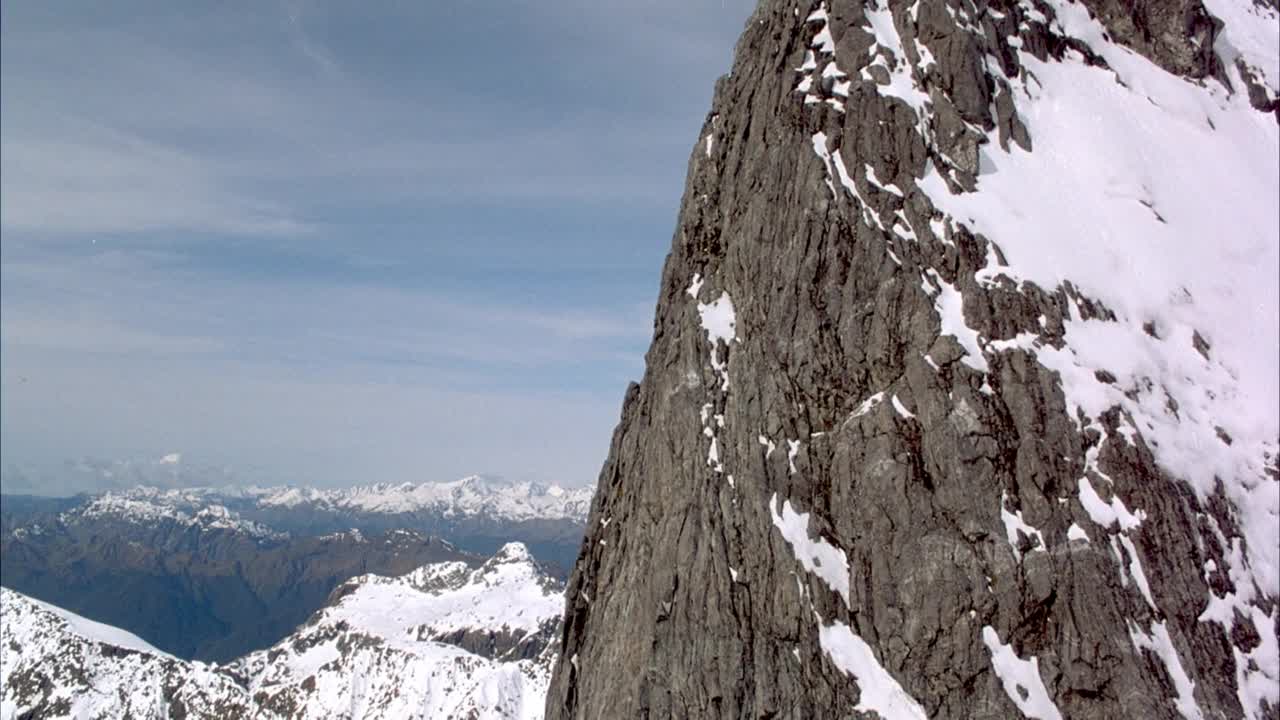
253, 475, 594, 522
64, 487, 284, 540
237, 546, 563, 718
1, 542, 566, 719
490, 540, 536, 565
346, 540, 562, 639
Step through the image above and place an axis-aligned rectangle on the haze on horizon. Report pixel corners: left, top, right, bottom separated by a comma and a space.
0, 0, 755, 496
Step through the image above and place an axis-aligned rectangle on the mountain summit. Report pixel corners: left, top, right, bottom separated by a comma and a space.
1, 543, 562, 719
547, 1, 1278, 719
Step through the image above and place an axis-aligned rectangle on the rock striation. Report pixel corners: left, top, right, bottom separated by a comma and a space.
547, 1, 1279, 719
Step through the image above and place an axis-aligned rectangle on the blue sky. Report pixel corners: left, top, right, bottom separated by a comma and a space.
0, 0, 755, 492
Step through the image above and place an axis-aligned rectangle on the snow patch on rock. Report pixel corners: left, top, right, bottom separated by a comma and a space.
982, 626, 1063, 720
819, 621, 929, 720
768, 493, 850, 607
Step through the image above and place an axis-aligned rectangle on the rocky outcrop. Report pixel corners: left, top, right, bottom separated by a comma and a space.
547, 1, 1278, 719
426, 619, 560, 662
1080, 0, 1222, 78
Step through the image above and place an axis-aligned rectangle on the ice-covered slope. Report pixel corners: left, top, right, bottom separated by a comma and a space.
1, 542, 563, 719
547, 0, 1278, 718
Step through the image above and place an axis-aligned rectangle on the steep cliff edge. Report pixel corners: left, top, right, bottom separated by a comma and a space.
547, 1, 1279, 718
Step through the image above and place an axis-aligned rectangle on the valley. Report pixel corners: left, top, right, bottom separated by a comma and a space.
0, 476, 588, 661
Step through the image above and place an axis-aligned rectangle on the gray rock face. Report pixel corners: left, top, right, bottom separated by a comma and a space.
425, 619, 560, 662
547, 1, 1278, 719
1079, 0, 1222, 78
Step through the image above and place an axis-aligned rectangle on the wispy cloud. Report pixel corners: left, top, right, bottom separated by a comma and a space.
0, 0, 751, 490
1, 311, 224, 355
1, 1, 752, 238
1, 118, 313, 236
1, 345, 625, 489
1, 246, 649, 374
0, 257, 642, 488
281, 0, 342, 77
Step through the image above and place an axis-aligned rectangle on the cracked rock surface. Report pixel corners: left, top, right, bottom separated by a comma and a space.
546, 1, 1279, 718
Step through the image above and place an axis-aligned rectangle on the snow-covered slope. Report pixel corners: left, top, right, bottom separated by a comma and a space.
356, 542, 563, 645
236, 542, 562, 719
1, 542, 563, 719
0, 587, 252, 719
16, 593, 170, 656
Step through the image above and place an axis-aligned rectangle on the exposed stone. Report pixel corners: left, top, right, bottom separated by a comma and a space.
1078, 0, 1223, 79
546, 1, 1277, 719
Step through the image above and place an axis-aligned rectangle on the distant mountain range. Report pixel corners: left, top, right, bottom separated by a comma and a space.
0, 476, 592, 661
249, 475, 591, 522
0, 543, 561, 719
3, 474, 592, 567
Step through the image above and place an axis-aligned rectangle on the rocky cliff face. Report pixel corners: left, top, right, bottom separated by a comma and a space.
547, 1, 1279, 719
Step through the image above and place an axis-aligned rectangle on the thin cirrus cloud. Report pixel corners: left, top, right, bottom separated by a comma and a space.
0, 0, 753, 492
0, 243, 654, 490
1, 120, 313, 237
0, 311, 225, 356
1, 1, 754, 236
2, 248, 650, 378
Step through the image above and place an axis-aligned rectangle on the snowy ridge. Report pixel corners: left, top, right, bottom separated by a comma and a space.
0, 542, 562, 719
303, 541, 562, 646
393, 542, 563, 637
67, 488, 284, 540
235, 540, 561, 719
17, 592, 170, 657
38, 475, 594, 538
1, 587, 251, 719
252, 474, 593, 522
